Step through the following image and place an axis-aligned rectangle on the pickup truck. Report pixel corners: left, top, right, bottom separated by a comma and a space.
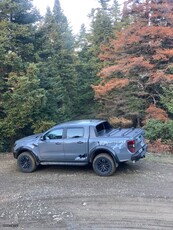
13, 119, 147, 176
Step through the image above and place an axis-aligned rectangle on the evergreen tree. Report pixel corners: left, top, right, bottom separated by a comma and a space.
53, 0, 74, 49
75, 25, 98, 116
53, 0, 76, 100
89, 0, 114, 56
74, 0, 122, 119
1, 63, 46, 146
0, 0, 43, 150
98, 0, 110, 9
35, 1, 77, 124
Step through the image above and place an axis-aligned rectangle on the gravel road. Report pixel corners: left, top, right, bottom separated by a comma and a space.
0, 153, 173, 229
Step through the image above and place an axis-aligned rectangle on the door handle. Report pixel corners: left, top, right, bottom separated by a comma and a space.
77, 141, 84, 144
56, 142, 61, 145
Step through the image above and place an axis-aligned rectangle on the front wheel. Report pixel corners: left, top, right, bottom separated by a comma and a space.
92, 153, 116, 176
17, 152, 37, 173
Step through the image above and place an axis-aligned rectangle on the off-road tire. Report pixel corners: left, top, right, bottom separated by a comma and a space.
93, 153, 116, 176
17, 152, 37, 173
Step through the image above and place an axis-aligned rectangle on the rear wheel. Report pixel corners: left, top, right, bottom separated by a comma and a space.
93, 153, 116, 176
17, 152, 37, 173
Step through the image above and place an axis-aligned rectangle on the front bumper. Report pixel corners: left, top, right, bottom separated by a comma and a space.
131, 144, 147, 161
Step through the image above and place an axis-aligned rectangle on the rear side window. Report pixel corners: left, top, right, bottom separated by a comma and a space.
96, 121, 113, 135
67, 128, 84, 138
96, 123, 104, 134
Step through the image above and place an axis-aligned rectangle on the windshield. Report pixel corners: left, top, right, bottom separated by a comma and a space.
96, 121, 113, 136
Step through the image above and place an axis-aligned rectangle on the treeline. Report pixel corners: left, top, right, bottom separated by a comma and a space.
0, 0, 173, 151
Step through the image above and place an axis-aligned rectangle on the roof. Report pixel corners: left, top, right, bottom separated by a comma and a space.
53, 119, 104, 128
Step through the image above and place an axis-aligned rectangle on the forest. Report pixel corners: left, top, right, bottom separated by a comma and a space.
0, 0, 173, 152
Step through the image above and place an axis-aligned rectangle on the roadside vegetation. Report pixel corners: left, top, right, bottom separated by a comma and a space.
0, 0, 173, 152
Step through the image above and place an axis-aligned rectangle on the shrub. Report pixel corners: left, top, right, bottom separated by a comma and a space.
145, 119, 173, 142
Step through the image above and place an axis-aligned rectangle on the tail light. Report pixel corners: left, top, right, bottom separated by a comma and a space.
127, 140, 135, 153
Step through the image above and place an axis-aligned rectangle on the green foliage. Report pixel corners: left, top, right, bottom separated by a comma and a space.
0, 0, 40, 23
89, 3, 114, 56
74, 25, 98, 116
53, 0, 74, 49
161, 86, 173, 115
0, 0, 43, 151
36, 3, 78, 123
145, 119, 173, 142
32, 120, 56, 134
0, 63, 46, 140
98, 0, 110, 9
74, 1, 121, 117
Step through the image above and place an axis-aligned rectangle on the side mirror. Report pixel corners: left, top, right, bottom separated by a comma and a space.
40, 136, 45, 141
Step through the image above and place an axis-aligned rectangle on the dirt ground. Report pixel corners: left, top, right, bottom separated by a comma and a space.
0, 153, 173, 230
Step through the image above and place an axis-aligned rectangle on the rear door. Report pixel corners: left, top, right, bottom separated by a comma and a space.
64, 127, 88, 162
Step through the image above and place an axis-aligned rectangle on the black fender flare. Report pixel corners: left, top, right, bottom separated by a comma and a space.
14, 147, 40, 165
89, 146, 119, 166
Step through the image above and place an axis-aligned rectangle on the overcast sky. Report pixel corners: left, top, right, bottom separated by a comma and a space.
33, 0, 100, 34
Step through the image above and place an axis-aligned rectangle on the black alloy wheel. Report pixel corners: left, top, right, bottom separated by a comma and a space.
93, 153, 116, 176
17, 152, 37, 173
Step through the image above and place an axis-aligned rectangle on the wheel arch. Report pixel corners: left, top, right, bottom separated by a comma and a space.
89, 147, 119, 166
15, 147, 39, 165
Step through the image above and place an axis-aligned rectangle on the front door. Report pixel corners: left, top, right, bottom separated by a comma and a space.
64, 127, 88, 162
38, 128, 64, 162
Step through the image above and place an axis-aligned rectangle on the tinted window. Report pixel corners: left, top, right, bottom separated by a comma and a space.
104, 121, 113, 130
96, 123, 104, 134
45, 129, 63, 140
96, 121, 113, 135
67, 128, 84, 138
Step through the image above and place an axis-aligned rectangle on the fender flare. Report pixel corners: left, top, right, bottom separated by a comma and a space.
89, 146, 119, 166
14, 146, 40, 165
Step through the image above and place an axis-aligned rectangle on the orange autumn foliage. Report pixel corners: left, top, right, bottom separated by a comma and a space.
95, 20, 173, 97
95, 31, 173, 96
93, 0, 173, 124
148, 139, 173, 153
93, 78, 129, 98
145, 104, 168, 121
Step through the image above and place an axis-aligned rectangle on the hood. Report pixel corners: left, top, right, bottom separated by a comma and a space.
15, 133, 42, 144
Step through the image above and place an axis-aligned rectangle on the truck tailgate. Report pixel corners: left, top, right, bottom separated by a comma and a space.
108, 128, 146, 152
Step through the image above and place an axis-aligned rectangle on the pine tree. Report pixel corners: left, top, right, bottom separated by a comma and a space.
1, 63, 46, 144
53, 0, 76, 101
89, 0, 114, 56
75, 24, 98, 116
53, 0, 74, 49
0, 0, 43, 150
35, 1, 78, 124
74, 0, 122, 119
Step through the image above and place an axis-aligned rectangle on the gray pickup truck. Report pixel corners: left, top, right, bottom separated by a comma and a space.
13, 119, 147, 176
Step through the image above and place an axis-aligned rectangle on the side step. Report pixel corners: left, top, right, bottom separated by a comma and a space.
40, 161, 88, 166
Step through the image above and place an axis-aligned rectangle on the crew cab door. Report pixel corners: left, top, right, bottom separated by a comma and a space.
64, 127, 88, 162
38, 128, 64, 162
